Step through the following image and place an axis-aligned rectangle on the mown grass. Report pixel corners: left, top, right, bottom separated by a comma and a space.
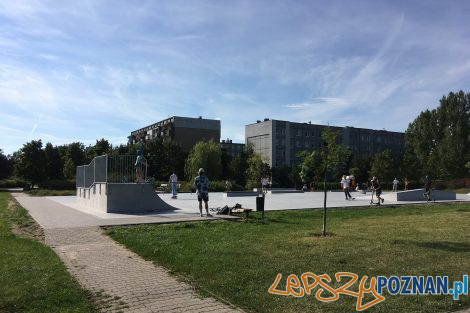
107, 203, 470, 313
0, 192, 98, 313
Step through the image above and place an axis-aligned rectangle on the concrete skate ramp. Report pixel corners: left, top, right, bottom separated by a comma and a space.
383, 189, 456, 202
107, 183, 177, 213
77, 183, 177, 214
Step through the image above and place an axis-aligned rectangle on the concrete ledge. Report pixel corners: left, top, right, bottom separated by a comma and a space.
267, 189, 304, 194
383, 189, 456, 201
223, 191, 259, 197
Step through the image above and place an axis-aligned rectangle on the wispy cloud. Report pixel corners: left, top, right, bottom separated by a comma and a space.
0, 0, 469, 153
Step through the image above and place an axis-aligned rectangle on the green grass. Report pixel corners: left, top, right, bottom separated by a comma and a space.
0, 192, 98, 313
107, 203, 470, 313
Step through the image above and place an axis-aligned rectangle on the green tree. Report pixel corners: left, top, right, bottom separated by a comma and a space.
14, 140, 46, 186
318, 128, 351, 236
298, 150, 322, 186
44, 143, 64, 179
229, 150, 250, 186
404, 90, 470, 180
143, 140, 185, 180
63, 157, 76, 179
245, 153, 271, 189
435, 91, 470, 179
184, 140, 222, 181
93, 138, 112, 156
0, 149, 13, 179
371, 149, 395, 186
221, 151, 233, 180
66, 142, 87, 167
349, 154, 372, 186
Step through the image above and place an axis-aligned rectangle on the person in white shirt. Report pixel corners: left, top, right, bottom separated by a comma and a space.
261, 177, 269, 194
341, 175, 354, 200
392, 178, 399, 192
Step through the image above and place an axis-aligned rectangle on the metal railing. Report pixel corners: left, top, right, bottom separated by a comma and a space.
76, 155, 148, 188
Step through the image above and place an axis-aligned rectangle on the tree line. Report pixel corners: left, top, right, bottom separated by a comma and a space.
297, 91, 470, 188
1, 91, 469, 189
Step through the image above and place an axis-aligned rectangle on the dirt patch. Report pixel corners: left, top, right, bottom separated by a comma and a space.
8, 198, 45, 242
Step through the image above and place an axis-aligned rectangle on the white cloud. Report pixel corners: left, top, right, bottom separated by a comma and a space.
1, 0, 469, 155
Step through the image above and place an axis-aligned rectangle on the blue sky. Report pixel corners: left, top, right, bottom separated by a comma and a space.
1, 0, 469, 155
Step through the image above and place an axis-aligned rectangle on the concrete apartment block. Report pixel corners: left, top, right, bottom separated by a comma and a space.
246, 119, 405, 168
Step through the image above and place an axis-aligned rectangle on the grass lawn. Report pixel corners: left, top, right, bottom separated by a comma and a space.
0, 192, 98, 313
107, 203, 470, 313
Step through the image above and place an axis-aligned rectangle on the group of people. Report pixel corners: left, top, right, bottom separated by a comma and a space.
136, 149, 435, 215
392, 177, 409, 192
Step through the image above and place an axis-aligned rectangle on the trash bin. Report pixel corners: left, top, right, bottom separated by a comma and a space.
256, 195, 265, 212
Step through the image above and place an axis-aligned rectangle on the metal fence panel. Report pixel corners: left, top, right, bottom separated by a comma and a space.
76, 154, 146, 187
84, 158, 95, 188
94, 155, 107, 183
76, 166, 85, 187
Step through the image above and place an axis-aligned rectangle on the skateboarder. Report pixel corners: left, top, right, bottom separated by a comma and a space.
423, 175, 433, 202
371, 177, 384, 205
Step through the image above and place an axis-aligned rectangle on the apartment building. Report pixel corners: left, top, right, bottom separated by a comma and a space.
246, 119, 405, 168
128, 116, 221, 152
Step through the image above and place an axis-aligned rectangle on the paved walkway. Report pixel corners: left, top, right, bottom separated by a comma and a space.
12, 193, 242, 313
47, 227, 241, 313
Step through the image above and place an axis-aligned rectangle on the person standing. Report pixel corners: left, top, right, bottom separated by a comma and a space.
194, 168, 211, 217
169, 172, 178, 199
392, 178, 399, 192
404, 177, 409, 191
371, 177, 384, 205
135, 149, 147, 183
341, 175, 353, 200
261, 177, 269, 194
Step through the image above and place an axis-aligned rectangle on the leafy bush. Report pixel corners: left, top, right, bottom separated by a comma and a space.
177, 180, 244, 192
39, 179, 76, 190
433, 178, 470, 190
0, 178, 28, 188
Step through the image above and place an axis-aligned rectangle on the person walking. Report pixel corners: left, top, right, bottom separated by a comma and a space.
423, 175, 433, 202
169, 172, 178, 199
392, 178, 399, 192
194, 168, 211, 217
371, 177, 384, 205
341, 175, 354, 200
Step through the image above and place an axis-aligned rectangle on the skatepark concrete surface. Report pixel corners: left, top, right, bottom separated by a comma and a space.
12, 190, 470, 229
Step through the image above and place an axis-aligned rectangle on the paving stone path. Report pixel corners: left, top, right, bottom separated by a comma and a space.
45, 227, 243, 313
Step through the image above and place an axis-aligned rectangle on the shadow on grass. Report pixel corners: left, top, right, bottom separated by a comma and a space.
393, 240, 470, 252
